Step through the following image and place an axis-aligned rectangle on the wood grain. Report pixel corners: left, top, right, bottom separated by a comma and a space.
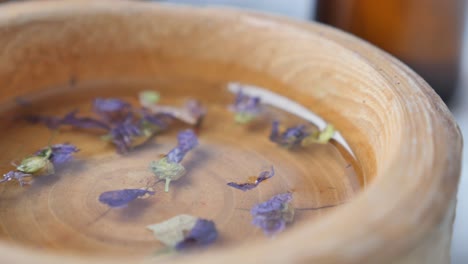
0, 1, 462, 264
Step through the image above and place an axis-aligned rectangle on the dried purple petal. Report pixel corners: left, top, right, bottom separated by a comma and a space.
26, 110, 110, 131
93, 98, 130, 114
166, 129, 198, 164
49, 144, 79, 165
139, 110, 172, 138
227, 166, 275, 191
141, 111, 170, 130
175, 219, 218, 251
98, 188, 155, 208
230, 90, 262, 124
0, 171, 32, 186
269, 121, 310, 148
106, 114, 142, 153
60, 110, 110, 130
93, 98, 132, 123
25, 115, 62, 130
251, 193, 295, 236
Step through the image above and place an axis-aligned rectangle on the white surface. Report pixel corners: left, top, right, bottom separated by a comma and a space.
450, 19, 468, 262
165, 0, 313, 20
227, 82, 355, 157
452, 84, 468, 264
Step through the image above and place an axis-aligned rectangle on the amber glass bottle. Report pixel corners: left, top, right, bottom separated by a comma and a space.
316, 0, 465, 104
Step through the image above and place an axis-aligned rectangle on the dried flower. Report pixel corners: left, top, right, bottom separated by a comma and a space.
101, 114, 143, 153
175, 219, 218, 251
140, 110, 171, 135
16, 146, 54, 175
27, 110, 110, 131
150, 157, 186, 192
28, 93, 175, 154
227, 166, 275, 191
147, 214, 218, 251
17, 143, 78, 174
301, 124, 335, 145
2, 143, 78, 186
269, 121, 310, 148
167, 130, 199, 163
150, 130, 198, 192
36, 143, 79, 165
98, 188, 155, 208
251, 193, 294, 236
0, 171, 32, 186
230, 89, 262, 124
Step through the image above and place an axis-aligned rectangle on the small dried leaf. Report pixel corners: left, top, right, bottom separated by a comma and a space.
147, 214, 198, 247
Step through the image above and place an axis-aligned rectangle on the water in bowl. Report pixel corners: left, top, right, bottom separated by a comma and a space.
0, 77, 362, 257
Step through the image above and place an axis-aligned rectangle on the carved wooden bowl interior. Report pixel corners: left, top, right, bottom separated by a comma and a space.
0, 1, 462, 264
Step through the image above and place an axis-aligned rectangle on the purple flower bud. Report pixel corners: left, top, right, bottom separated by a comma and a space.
227, 166, 275, 191
99, 188, 155, 208
93, 98, 132, 123
230, 90, 262, 123
175, 219, 218, 251
93, 98, 130, 113
167, 130, 198, 163
0, 171, 32, 186
269, 121, 310, 148
251, 193, 294, 236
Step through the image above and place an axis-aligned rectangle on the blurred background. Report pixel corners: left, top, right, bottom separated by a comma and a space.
161, 1, 468, 263
1, 0, 466, 262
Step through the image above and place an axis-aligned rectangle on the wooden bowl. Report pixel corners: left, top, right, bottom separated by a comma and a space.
0, 1, 462, 264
